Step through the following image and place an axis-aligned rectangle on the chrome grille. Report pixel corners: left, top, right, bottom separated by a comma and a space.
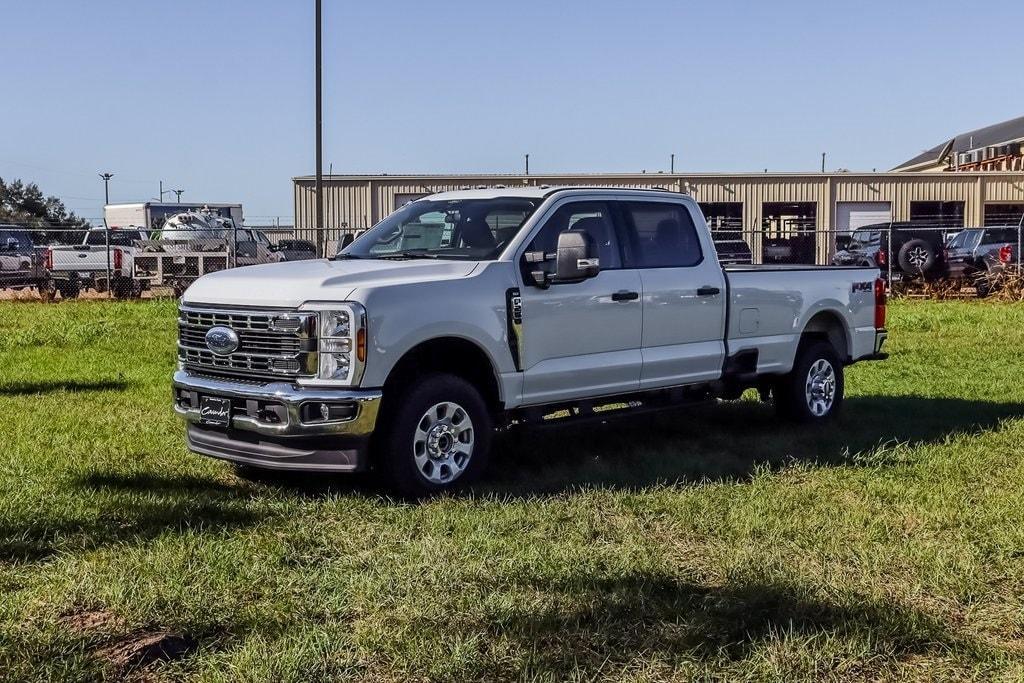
177, 305, 316, 381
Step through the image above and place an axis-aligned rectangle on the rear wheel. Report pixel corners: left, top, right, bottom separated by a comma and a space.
56, 279, 80, 300
376, 373, 492, 497
774, 341, 844, 422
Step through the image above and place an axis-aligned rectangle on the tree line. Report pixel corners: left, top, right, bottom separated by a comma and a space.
0, 177, 92, 243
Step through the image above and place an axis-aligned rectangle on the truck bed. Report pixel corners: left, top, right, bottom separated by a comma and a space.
723, 265, 881, 374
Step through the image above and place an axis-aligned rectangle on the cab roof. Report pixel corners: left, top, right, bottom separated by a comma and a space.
421, 186, 684, 202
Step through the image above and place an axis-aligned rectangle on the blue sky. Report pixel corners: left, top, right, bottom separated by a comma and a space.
2, 0, 1022, 221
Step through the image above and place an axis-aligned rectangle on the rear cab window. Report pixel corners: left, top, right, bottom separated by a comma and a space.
615, 201, 703, 268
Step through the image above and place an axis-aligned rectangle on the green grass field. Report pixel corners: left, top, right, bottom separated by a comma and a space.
2, 300, 1024, 681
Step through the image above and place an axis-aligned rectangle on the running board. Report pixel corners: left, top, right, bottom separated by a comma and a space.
508, 385, 712, 428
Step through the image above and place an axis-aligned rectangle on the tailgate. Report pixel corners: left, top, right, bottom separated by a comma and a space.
50, 246, 107, 271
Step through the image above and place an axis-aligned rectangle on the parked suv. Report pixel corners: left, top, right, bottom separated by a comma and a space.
832, 222, 948, 279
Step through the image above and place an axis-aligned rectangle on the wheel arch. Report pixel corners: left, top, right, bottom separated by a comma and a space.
800, 309, 850, 362
381, 336, 504, 413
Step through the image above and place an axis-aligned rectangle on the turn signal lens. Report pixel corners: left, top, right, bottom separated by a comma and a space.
874, 277, 886, 329
356, 328, 366, 362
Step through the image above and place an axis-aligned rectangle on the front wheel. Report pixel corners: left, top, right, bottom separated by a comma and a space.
375, 373, 492, 497
774, 341, 844, 422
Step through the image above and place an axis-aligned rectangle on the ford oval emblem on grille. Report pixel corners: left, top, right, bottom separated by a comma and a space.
205, 326, 240, 355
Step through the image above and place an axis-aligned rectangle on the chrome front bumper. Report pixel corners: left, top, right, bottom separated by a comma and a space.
172, 369, 382, 471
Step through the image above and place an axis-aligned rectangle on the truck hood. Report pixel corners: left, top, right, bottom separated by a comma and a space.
182, 258, 480, 308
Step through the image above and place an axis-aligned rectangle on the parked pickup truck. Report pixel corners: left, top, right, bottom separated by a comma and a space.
48, 227, 146, 298
173, 188, 888, 495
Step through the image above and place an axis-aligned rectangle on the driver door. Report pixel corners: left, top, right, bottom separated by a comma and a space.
517, 201, 643, 405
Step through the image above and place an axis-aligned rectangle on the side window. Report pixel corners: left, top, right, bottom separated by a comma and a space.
619, 202, 703, 268
984, 228, 1017, 244
524, 202, 622, 274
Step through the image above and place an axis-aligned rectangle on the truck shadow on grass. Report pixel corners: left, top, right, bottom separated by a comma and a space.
0, 473, 263, 563
485, 570, 993, 677
0, 379, 131, 396
481, 395, 1024, 495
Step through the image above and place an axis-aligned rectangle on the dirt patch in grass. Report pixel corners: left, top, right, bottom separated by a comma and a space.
97, 631, 198, 675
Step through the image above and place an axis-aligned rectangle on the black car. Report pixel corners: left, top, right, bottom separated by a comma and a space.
713, 237, 753, 266
943, 226, 1019, 281
832, 222, 950, 278
275, 239, 318, 261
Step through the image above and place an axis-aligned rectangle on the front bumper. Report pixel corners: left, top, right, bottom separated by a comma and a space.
173, 369, 381, 471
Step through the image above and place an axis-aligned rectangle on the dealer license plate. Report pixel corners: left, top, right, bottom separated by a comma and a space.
199, 396, 231, 427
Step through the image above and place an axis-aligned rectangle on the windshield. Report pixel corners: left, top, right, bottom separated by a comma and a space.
850, 230, 881, 247
340, 197, 541, 260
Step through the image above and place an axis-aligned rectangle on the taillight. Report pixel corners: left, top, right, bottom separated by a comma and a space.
44, 247, 52, 271
113, 247, 122, 271
999, 245, 1012, 264
874, 277, 886, 329
876, 248, 887, 267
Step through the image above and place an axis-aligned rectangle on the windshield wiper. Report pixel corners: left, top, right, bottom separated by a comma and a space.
333, 253, 363, 260
375, 250, 441, 260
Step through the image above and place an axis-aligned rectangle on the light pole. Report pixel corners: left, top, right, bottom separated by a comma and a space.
172, 189, 184, 203
670, 153, 675, 174
314, 0, 324, 257
525, 154, 529, 175
99, 172, 114, 298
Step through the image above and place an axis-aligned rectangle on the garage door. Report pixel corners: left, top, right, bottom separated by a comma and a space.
835, 202, 891, 231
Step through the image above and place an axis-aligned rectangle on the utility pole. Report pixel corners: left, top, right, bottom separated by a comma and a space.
524, 154, 529, 175
172, 189, 184, 203
671, 153, 675, 174
159, 180, 163, 203
821, 152, 826, 173
99, 172, 114, 299
314, 0, 324, 257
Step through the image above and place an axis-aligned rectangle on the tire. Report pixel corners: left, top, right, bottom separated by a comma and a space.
37, 279, 56, 302
897, 239, 936, 275
112, 277, 141, 299
375, 373, 492, 497
56, 279, 80, 300
774, 340, 844, 422
975, 269, 992, 298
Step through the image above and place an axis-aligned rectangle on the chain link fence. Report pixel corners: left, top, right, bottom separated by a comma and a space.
2, 219, 1023, 301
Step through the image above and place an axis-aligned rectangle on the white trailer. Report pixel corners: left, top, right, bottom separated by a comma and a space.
104, 202, 244, 231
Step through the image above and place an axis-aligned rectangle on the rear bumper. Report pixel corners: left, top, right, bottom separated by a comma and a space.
862, 329, 889, 361
173, 369, 382, 472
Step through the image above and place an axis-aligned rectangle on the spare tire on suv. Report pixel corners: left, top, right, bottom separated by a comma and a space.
897, 238, 937, 275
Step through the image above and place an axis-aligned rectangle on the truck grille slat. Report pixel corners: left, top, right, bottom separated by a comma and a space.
177, 306, 317, 381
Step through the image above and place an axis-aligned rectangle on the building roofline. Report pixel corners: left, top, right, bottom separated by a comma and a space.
293, 170, 1024, 182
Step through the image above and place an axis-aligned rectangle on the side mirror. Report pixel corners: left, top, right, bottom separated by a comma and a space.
553, 230, 600, 283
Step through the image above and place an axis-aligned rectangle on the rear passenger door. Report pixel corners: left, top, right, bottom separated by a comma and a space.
616, 200, 727, 389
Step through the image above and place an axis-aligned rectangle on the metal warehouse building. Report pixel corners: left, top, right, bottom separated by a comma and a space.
293, 171, 1024, 262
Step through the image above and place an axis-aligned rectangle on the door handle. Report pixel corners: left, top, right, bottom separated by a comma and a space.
697, 286, 721, 296
611, 290, 639, 302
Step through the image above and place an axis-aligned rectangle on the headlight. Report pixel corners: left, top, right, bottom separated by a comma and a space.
297, 302, 367, 386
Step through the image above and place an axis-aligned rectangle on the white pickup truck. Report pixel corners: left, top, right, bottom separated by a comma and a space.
47, 227, 145, 298
174, 187, 888, 495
